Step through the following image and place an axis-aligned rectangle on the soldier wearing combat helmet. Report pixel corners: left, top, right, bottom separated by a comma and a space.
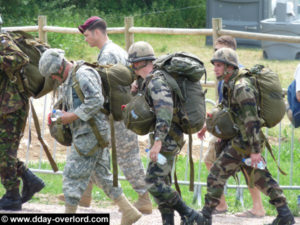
39, 48, 142, 224
211, 47, 239, 81
128, 41, 206, 225
197, 48, 295, 225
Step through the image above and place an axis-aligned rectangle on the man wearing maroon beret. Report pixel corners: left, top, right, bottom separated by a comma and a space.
57, 16, 152, 215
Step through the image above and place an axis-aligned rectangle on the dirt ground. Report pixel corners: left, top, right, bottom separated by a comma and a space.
0, 202, 299, 225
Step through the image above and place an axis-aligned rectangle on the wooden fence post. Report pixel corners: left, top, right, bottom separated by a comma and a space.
125, 17, 134, 51
38, 15, 47, 43
212, 18, 222, 101
212, 18, 222, 48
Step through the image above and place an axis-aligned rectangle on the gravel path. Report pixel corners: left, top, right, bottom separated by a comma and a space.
0, 203, 299, 225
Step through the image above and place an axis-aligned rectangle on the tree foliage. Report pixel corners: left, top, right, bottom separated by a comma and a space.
0, 0, 206, 28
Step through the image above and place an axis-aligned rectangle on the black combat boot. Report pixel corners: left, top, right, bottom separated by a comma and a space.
267, 205, 295, 225
172, 197, 211, 225
161, 212, 175, 225
0, 188, 22, 210
197, 207, 213, 225
21, 169, 45, 203
158, 205, 175, 225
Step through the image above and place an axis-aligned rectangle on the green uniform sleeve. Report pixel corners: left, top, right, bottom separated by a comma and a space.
0, 34, 29, 75
234, 77, 261, 153
147, 75, 173, 142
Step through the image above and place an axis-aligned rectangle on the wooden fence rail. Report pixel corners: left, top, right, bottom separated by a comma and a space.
4, 16, 300, 47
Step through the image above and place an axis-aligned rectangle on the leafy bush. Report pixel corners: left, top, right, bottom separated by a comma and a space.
1, 0, 206, 28
1, 0, 205, 57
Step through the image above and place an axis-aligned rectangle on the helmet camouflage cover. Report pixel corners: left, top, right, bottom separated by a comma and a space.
128, 41, 156, 63
211, 47, 239, 69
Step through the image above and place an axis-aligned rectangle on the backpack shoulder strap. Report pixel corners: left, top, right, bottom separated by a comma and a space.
155, 69, 185, 101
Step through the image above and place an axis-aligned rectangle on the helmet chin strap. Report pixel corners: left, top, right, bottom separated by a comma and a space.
218, 64, 238, 81
52, 59, 66, 79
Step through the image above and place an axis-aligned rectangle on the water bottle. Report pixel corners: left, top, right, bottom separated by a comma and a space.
242, 158, 266, 170
145, 148, 167, 165
51, 109, 63, 122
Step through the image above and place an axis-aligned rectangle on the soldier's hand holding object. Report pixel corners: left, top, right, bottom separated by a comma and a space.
149, 140, 162, 162
61, 111, 79, 125
250, 153, 263, 169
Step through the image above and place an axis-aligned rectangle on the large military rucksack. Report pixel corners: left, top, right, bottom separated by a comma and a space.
207, 64, 285, 140
155, 52, 207, 134
124, 52, 206, 135
73, 61, 135, 121
238, 64, 285, 128
7, 30, 57, 98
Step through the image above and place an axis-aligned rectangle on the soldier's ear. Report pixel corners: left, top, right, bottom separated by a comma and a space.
93, 29, 102, 36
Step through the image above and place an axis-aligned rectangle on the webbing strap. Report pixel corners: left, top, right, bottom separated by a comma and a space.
109, 114, 118, 187
161, 71, 184, 101
30, 100, 58, 172
261, 133, 287, 176
174, 156, 181, 197
231, 140, 251, 155
188, 133, 194, 192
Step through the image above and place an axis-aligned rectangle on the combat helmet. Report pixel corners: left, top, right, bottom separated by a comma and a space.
211, 47, 239, 69
128, 41, 156, 63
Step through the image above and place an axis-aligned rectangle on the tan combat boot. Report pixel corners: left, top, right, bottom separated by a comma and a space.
115, 194, 142, 225
65, 204, 78, 213
58, 182, 93, 207
58, 194, 92, 208
79, 182, 93, 207
134, 192, 152, 214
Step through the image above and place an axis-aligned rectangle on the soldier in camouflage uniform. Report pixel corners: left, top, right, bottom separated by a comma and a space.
0, 15, 45, 211
76, 16, 152, 214
128, 41, 203, 225
197, 48, 295, 225
39, 48, 142, 224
